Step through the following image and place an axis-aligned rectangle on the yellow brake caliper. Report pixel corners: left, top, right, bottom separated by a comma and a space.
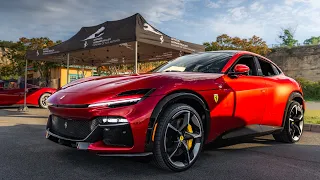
186, 124, 193, 149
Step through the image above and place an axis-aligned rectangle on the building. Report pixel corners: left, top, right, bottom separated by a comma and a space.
1, 48, 99, 88
28, 65, 95, 89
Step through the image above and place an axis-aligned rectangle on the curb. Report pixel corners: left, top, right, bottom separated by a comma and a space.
304, 124, 320, 133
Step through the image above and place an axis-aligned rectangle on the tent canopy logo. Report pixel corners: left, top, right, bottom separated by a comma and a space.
143, 23, 164, 44
82, 26, 106, 48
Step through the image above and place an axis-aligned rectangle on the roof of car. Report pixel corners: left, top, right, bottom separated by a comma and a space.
192, 50, 241, 56
195, 50, 264, 56
206, 50, 241, 53
199, 50, 281, 70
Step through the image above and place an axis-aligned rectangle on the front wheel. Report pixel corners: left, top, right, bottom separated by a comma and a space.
273, 100, 304, 143
39, 93, 51, 109
152, 103, 204, 172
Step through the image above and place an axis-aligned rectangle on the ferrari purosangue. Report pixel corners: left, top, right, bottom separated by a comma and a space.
45, 50, 305, 171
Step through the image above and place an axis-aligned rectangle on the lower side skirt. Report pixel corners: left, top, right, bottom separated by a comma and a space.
221, 124, 283, 140
97, 152, 153, 157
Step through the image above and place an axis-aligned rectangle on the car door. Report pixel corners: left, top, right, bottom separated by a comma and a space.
0, 86, 9, 105
223, 55, 268, 127
254, 56, 283, 127
1, 82, 23, 105
10, 88, 25, 105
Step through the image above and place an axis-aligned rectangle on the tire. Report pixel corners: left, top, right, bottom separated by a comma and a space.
152, 103, 204, 172
39, 93, 51, 109
273, 100, 304, 143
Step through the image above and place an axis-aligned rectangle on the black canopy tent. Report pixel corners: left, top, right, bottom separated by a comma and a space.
26, 13, 204, 69
21, 13, 205, 111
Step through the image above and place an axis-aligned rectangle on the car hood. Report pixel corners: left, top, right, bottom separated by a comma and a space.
49, 72, 224, 105
58, 73, 162, 93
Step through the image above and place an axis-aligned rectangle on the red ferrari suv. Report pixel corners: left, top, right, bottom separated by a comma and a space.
46, 50, 305, 171
0, 81, 55, 108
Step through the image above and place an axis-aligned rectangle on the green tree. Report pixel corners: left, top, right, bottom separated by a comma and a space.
0, 65, 16, 79
0, 41, 16, 68
0, 40, 15, 48
3, 37, 60, 85
203, 34, 270, 55
19, 37, 60, 84
303, 36, 320, 45
278, 28, 298, 47
0, 41, 20, 79
3, 40, 27, 76
55, 40, 62, 44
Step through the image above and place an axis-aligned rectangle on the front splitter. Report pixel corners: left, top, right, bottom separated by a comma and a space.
46, 130, 153, 157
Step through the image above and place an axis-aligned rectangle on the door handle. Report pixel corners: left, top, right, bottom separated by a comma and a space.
261, 89, 266, 93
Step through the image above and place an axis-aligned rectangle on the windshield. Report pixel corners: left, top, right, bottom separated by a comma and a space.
152, 52, 232, 73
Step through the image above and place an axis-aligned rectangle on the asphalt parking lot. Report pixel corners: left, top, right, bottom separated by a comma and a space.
0, 107, 319, 180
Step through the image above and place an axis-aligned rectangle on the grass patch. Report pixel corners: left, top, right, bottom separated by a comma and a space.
296, 78, 320, 101
304, 109, 320, 124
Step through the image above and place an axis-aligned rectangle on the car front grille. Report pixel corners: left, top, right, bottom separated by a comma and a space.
50, 115, 99, 140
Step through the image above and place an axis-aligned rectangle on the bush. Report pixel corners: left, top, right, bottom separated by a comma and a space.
295, 78, 320, 101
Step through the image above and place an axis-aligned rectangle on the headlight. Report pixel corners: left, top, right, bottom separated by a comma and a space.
88, 88, 155, 108
88, 98, 142, 108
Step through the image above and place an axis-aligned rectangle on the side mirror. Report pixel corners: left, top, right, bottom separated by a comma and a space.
234, 64, 250, 74
228, 64, 250, 78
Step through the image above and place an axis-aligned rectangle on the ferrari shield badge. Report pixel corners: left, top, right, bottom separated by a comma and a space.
214, 94, 219, 103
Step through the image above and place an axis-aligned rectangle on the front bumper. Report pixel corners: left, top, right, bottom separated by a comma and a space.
46, 115, 135, 151
45, 95, 164, 154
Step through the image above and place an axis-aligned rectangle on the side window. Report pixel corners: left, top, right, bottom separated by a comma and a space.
271, 64, 280, 75
5, 81, 19, 90
257, 58, 277, 76
195, 56, 231, 73
231, 56, 258, 76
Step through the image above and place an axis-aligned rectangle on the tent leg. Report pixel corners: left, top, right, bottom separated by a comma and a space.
134, 41, 138, 74
20, 58, 28, 112
67, 53, 70, 83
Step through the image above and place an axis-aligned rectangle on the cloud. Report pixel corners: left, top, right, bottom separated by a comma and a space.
225, 0, 247, 7
1, 0, 320, 45
228, 7, 248, 21
250, 2, 264, 11
200, 0, 320, 45
206, 0, 220, 8
206, 0, 246, 9
284, 0, 309, 5
0, 0, 186, 41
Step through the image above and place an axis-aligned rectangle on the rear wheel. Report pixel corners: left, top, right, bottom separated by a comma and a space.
152, 103, 204, 171
273, 100, 304, 143
39, 93, 51, 109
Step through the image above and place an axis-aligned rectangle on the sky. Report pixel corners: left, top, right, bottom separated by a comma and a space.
0, 0, 319, 46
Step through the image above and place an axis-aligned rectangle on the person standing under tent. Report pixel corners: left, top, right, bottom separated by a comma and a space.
18, 76, 25, 89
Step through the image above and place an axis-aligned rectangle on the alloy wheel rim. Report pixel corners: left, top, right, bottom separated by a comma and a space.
164, 110, 202, 168
289, 104, 304, 141
41, 95, 50, 107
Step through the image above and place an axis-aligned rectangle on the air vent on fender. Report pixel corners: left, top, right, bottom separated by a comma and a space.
117, 89, 155, 97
